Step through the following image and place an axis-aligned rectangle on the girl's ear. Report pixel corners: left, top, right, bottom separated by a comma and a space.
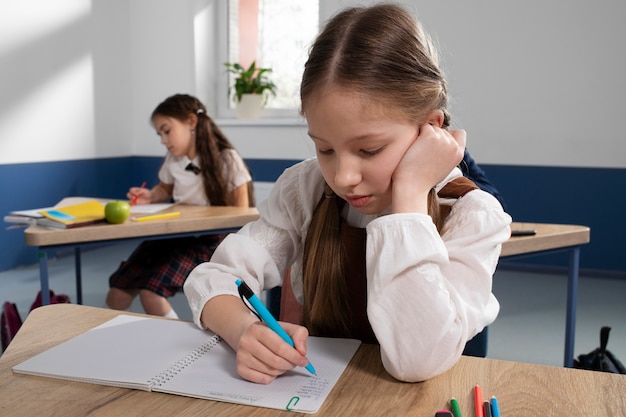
425, 109, 445, 128
187, 114, 198, 129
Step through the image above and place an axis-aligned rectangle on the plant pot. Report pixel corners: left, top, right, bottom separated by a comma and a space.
236, 94, 264, 120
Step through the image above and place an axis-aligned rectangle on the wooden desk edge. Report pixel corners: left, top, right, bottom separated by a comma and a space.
502, 223, 590, 257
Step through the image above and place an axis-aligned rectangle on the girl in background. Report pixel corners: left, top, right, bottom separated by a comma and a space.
185, 3, 511, 383
106, 94, 254, 318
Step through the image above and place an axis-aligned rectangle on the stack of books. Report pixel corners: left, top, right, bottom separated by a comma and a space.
4, 200, 106, 229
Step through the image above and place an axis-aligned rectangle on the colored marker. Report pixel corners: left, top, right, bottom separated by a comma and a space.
450, 397, 462, 417
131, 211, 180, 222
435, 411, 453, 417
490, 396, 501, 417
474, 385, 484, 417
131, 181, 147, 206
235, 279, 316, 375
483, 401, 492, 417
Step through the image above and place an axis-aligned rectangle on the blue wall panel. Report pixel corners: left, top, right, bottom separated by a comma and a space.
1, 157, 624, 276
483, 164, 625, 274
0, 158, 134, 270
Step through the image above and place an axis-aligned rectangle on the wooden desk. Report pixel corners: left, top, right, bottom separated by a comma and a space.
24, 198, 259, 305
505, 222, 590, 368
1, 304, 623, 417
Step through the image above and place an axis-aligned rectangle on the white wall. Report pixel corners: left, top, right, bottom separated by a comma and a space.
1, 0, 625, 168
407, 0, 626, 169
0, 0, 103, 163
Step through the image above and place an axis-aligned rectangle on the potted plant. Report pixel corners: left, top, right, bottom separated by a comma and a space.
224, 61, 277, 119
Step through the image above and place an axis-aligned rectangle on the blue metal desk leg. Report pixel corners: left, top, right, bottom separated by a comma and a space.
75, 247, 83, 305
564, 247, 580, 368
38, 251, 51, 305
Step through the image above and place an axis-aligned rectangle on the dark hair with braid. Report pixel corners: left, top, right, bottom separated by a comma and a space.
151, 94, 255, 207
299, 4, 449, 335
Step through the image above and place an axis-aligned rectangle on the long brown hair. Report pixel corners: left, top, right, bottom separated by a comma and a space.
300, 4, 449, 335
152, 94, 255, 207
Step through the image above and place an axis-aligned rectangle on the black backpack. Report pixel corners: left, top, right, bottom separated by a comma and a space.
574, 326, 626, 374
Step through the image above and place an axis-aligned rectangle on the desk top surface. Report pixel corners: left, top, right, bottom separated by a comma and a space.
24, 198, 260, 247
1, 304, 623, 417
503, 222, 590, 257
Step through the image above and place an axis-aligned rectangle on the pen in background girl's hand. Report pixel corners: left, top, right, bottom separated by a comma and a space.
130, 181, 147, 206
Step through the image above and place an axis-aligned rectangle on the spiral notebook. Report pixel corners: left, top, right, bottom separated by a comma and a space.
12, 315, 360, 413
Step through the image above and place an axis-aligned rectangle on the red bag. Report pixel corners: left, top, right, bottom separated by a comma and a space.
29, 289, 71, 311
1, 302, 23, 352
1, 289, 71, 352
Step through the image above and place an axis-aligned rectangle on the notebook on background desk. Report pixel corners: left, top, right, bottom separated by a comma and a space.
4, 199, 175, 228
13, 315, 360, 414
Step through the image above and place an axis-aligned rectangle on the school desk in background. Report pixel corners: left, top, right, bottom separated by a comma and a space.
20, 197, 259, 305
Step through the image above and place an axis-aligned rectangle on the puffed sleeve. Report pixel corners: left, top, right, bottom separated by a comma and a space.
220, 149, 252, 191
184, 158, 325, 329
365, 189, 511, 382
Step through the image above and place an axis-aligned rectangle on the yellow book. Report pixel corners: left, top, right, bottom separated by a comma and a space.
38, 200, 106, 229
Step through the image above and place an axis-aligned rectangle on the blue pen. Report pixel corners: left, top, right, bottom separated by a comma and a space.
235, 279, 317, 375
490, 396, 501, 417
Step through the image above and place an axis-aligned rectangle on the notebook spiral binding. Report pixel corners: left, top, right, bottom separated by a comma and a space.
147, 335, 222, 387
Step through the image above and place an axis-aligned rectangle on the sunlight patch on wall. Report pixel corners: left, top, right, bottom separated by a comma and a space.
0, 54, 95, 164
0, 0, 90, 55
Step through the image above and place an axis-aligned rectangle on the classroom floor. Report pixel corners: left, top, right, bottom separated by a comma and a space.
1, 240, 625, 368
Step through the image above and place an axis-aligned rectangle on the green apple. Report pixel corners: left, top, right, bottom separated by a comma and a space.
105, 201, 130, 224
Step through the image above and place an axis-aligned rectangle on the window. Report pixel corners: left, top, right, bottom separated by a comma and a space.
222, 1, 319, 118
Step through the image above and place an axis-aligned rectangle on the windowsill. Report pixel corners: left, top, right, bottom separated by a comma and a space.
215, 117, 306, 127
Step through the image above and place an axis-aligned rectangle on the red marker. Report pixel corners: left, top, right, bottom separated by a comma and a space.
131, 181, 147, 206
474, 385, 484, 417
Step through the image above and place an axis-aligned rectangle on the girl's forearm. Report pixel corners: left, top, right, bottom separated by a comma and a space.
200, 294, 257, 350
150, 183, 172, 203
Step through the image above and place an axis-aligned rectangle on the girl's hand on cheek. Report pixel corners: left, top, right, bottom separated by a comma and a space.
235, 321, 310, 384
393, 125, 466, 189
391, 125, 466, 213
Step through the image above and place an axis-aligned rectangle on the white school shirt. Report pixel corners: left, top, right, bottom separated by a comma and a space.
158, 149, 251, 205
184, 158, 512, 382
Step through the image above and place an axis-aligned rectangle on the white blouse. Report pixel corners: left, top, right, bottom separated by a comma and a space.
158, 149, 251, 205
184, 157, 512, 382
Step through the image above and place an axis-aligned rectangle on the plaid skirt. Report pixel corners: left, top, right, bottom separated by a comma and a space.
109, 234, 224, 298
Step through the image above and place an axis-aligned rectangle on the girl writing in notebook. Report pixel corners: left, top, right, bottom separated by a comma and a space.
105, 94, 254, 318
185, 3, 511, 383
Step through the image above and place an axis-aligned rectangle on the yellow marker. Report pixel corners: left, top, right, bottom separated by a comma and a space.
131, 211, 181, 222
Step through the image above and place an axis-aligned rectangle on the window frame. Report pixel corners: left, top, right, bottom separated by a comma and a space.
215, 1, 316, 121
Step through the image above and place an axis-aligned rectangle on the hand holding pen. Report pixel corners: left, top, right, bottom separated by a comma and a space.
236, 279, 316, 379
128, 181, 147, 206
